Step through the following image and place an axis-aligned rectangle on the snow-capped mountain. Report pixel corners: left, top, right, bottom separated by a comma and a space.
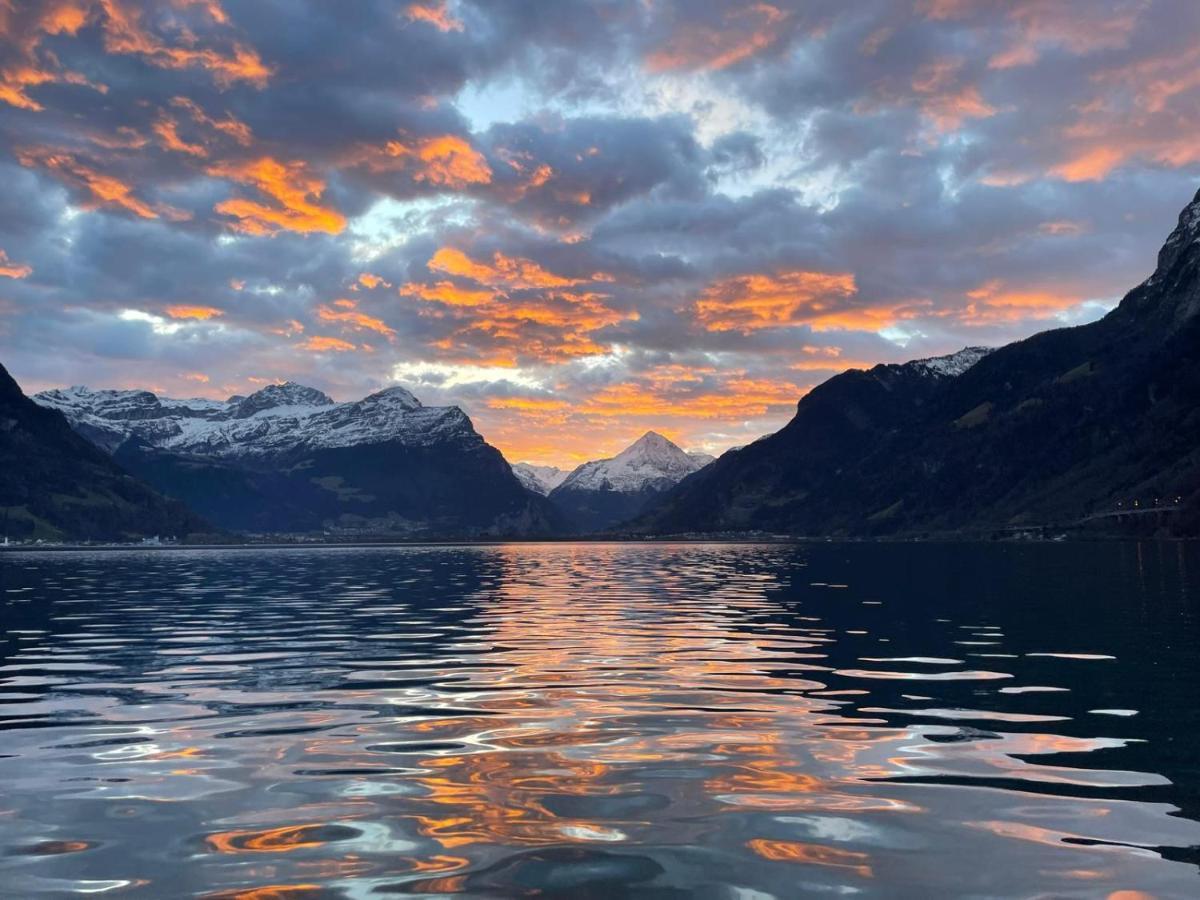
557, 431, 712, 494
548, 431, 714, 532
35, 382, 471, 459
511, 463, 569, 496
34, 381, 559, 537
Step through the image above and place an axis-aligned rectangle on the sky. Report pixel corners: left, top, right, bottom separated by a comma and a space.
1, 0, 1198, 467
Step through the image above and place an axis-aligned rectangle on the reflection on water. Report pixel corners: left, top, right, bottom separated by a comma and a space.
0, 542, 1198, 897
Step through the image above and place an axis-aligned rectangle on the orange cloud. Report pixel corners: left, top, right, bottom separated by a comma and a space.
208, 157, 345, 235
400, 246, 632, 363
0, 61, 100, 111
400, 280, 495, 307
352, 134, 492, 189
1039, 42, 1200, 182
0, 249, 32, 279
38, 1, 92, 34
646, 3, 788, 72
919, 85, 996, 132
404, 1, 463, 32
176, 0, 230, 24
182, 372, 210, 383
960, 279, 1083, 324
486, 397, 571, 412
300, 335, 356, 352
693, 269, 864, 333
17, 147, 170, 219
316, 299, 396, 338
270, 319, 305, 337
97, 0, 271, 87
165, 305, 223, 320
0, 2, 103, 111
910, 58, 996, 131
427, 247, 581, 291
1103, 43, 1200, 114
357, 272, 390, 290
1033, 42, 1200, 182
497, 150, 555, 200
1050, 146, 1124, 182
169, 96, 253, 146
153, 115, 207, 157
988, 0, 1145, 70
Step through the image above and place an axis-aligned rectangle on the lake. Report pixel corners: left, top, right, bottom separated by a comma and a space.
1, 542, 1198, 898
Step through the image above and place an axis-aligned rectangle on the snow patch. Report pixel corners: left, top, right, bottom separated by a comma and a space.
910, 346, 992, 378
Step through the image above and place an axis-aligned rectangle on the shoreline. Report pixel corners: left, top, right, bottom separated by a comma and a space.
3, 533, 1197, 552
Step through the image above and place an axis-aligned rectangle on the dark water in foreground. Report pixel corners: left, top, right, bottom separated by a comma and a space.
1, 543, 1198, 899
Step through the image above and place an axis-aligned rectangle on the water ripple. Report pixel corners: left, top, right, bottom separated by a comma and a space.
0, 542, 1198, 897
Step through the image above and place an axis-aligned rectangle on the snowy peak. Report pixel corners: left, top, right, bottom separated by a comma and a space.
511, 463, 568, 496
358, 385, 422, 412
910, 346, 992, 378
616, 431, 681, 463
233, 382, 333, 419
555, 431, 712, 494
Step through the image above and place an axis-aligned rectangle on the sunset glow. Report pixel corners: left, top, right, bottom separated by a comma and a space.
1, 0, 1198, 466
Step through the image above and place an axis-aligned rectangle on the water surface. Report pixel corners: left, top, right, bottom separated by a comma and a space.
1, 542, 1198, 897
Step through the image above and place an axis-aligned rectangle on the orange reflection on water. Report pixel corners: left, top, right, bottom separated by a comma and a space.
205, 824, 331, 854
410, 750, 626, 849
747, 838, 874, 877
204, 884, 323, 900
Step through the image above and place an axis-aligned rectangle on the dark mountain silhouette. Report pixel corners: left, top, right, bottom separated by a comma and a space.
0, 362, 209, 541
635, 188, 1200, 538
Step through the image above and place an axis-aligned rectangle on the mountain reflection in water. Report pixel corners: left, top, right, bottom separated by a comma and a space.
1, 542, 1198, 897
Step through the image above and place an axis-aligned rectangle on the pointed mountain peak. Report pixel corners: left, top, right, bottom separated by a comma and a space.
557, 430, 709, 495
620, 430, 678, 455
0, 360, 24, 402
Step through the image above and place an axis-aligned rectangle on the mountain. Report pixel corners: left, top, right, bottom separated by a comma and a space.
511, 463, 569, 496
0, 362, 209, 542
548, 431, 714, 532
35, 382, 560, 538
637, 188, 1200, 538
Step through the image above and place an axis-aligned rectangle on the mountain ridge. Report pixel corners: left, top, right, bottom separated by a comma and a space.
37, 381, 561, 538
633, 188, 1200, 538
